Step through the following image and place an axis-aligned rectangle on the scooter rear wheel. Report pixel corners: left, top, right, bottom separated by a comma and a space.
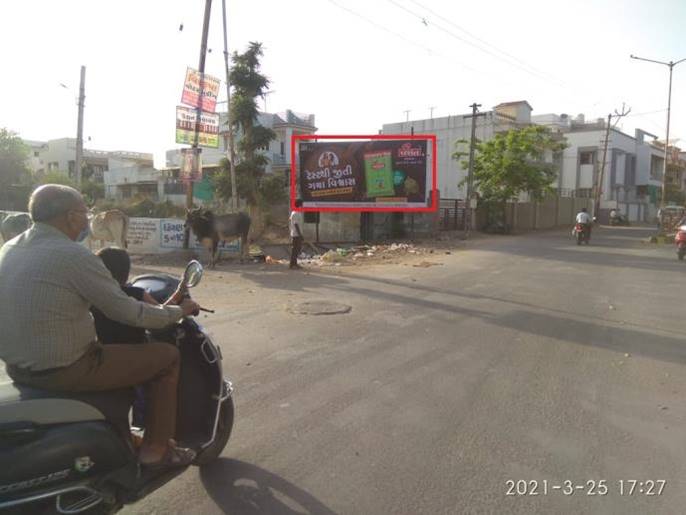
194, 396, 235, 466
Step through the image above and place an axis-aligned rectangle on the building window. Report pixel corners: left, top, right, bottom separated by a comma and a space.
280, 142, 285, 156
580, 151, 595, 165
650, 155, 664, 180
34, 151, 39, 157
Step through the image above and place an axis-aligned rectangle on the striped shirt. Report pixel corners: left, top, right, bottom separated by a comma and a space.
0, 223, 183, 371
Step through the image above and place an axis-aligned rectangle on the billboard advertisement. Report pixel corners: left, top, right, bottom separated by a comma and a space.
175, 106, 219, 148
181, 67, 221, 113
294, 135, 436, 211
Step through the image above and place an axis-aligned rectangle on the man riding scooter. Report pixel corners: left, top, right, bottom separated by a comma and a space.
0, 184, 201, 471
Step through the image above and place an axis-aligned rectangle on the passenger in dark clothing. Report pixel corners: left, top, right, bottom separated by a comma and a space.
91, 247, 154, 428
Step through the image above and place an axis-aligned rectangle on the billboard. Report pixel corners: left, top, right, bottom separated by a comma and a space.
175, 106, 219, 148
293, 135, 436, 211
181, 67, 221, 112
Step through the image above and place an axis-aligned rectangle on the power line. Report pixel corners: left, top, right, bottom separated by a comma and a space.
326, 0, 499, 79
399, 0, 614, 107
387, 0, 555, 84
406, 0, 558, 82
623, 108, 667, 118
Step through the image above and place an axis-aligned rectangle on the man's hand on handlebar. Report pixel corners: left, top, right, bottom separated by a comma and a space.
164, 284, 188, 306
179, 298, 201, 317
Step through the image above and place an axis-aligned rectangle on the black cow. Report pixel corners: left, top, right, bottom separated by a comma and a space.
185, 208, 251, 268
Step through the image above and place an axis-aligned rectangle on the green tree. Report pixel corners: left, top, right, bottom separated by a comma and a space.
81, 179, 105, 204
453, 126, 566, 208
215, 42, 276, 206
38, 171, 76, 187
0, 129, 32, 209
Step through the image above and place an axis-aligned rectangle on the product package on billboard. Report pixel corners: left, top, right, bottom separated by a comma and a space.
298, 140, 429, 208
363, 151, 395, 197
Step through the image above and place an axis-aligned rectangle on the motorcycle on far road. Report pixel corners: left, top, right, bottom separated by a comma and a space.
0, 261, 234, 514
675, 225, 686, 260
573, 223, 592, 245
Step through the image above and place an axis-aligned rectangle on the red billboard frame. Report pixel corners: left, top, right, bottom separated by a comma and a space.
291, 134, 438, 212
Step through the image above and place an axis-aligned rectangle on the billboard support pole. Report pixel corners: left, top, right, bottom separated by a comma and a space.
184, 0, 212, 249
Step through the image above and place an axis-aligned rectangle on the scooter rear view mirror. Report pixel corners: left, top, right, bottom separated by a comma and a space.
183, 260, 203, 288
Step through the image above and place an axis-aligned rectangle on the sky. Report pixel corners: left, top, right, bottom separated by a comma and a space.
2, 0, 685, 167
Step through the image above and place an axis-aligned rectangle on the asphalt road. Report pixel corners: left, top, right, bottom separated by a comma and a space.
20, 226, 686, 514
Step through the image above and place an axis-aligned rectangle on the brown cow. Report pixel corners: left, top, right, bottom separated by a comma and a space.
89, 209, 129, 250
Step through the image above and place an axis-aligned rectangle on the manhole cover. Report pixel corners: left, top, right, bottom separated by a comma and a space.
288, 301, 352, 315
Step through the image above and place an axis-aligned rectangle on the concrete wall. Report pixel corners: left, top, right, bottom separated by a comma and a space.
536, 196, 558, 229
301, 212, 360, 242
487, 196, 592, 233
97, 217, 240, 255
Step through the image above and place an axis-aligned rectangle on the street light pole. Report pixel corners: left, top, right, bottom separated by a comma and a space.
630, 54, 686, 209
221, 0, 238, 212
75, 65, 86, 188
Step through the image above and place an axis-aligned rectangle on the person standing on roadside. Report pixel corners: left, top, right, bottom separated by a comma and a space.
289, 199, 304, 270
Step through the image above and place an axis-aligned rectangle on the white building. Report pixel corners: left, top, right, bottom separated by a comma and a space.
25, 138, 152, 184
533, 114, 666, 221
165, 109, 317, 180
103, 165, 167, 201
381, 101, 537, 200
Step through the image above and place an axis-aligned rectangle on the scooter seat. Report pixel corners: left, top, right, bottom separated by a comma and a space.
0, 381, 120, 426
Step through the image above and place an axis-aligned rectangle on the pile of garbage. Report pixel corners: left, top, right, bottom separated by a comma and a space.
290, 243, 423, 267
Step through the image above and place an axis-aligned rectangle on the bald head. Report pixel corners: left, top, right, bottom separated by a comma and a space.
29, 184, 85, 223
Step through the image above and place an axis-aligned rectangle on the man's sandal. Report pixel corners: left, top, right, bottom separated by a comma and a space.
141, 445, 196, 472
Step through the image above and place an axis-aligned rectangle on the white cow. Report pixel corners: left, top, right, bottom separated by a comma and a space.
89, 209, 129, 250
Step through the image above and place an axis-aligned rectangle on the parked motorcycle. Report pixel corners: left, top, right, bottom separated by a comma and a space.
675, 225, 686, 260
0, 261, 234, 514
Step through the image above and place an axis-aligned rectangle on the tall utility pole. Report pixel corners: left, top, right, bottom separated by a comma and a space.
429, 106, 436, 119
594, 114, 613, 218
630, 54, 686, 209
464, 103, 487, 237
75, 65, 86, 188
184, 0, 213, 248
594, 104, 631, 218
263, 90, 276, 113
403, 110, 410, 122
221, 0, 238, 211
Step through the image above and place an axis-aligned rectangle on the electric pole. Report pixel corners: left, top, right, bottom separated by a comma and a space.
221, 0, 238, 211
403, 110, 410, 122
630, 54, 686, 209
594, 103, 631, 218
429, 106, 436, 119
464, 103, 487, 237
263, 90, 276, 113
75, 65, 86, 188
184, 0, 213, 248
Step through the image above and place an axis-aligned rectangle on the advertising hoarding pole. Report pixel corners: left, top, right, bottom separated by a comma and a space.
184, 0, 213, 248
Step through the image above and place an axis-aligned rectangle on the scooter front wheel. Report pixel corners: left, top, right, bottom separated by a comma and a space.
678, 249, 685, 261
194, 396, 235, 466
